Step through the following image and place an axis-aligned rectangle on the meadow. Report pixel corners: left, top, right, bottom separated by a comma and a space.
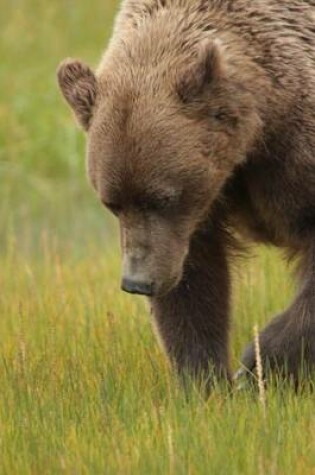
0, 1, 314, 473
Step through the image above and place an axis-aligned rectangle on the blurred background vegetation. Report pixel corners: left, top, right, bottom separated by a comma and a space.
0, 0, 119, 255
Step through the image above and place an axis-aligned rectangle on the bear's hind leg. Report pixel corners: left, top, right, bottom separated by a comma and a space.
240, 246, 315, 385
151, 224, 232, 392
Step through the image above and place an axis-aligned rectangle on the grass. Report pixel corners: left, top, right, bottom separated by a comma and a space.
0, 1, 314, 473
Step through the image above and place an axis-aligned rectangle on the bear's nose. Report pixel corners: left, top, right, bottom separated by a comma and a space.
121, 278, 154, 296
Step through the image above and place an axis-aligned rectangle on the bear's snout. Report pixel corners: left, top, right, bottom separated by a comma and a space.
121, 246, 156, 296
121, 278, 154, 296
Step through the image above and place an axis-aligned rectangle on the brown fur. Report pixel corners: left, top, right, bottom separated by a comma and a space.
58, 0, 315, 387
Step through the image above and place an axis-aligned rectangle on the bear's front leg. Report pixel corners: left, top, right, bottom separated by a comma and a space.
151, 224, 231, 391
239, 248, 315, 386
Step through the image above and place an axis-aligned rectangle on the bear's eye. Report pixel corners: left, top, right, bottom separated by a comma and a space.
141, 195, 174, 212
210, 108, 238, 127
210, 109, 227, 121
213, 111, 226, 121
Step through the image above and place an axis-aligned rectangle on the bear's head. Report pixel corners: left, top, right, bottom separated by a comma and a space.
58, 41, 260, 297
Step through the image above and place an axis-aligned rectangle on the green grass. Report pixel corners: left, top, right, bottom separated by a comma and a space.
0, 1, 314, 474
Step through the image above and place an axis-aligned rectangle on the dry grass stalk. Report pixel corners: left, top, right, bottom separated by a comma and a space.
254, 324, 266, 417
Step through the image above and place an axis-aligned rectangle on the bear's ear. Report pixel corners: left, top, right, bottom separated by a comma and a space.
176, 40, 223, 103
57, 59, 98, 131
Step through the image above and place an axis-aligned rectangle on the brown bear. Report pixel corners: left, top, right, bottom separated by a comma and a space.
57, 0, 315, 389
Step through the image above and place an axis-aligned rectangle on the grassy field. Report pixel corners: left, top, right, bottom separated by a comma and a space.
0, 1, 314, 474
